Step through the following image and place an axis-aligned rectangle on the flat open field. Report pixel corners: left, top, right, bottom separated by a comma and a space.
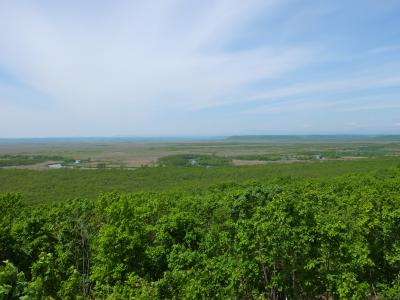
1, 135, 400, 169
1, 135, 400, 204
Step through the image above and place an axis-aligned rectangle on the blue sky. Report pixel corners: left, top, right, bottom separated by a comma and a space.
0, 0, 400, 137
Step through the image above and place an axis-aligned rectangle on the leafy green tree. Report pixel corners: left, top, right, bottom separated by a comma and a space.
0, 260, 27, 300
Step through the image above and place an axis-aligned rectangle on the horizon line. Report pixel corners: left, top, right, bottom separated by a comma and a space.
1, 133, 400, 140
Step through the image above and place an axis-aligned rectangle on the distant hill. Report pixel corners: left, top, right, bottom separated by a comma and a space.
225, 134, 400, 143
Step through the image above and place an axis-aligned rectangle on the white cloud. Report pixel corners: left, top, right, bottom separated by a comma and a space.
1, 1, 399, 136
194, 73, 400, 110
0, 1, 316, 120
364, 45, 400, 56
342, 103, 400, 112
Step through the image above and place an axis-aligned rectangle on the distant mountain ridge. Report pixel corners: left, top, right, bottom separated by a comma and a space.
1, 134, 400, 145
225, 134, 400, 142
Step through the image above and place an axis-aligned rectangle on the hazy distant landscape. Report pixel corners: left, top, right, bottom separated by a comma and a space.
1, 135, 400, 205
1, 135, 400, 169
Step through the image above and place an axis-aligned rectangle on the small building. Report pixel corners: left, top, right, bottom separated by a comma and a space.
48, 163, 63, 169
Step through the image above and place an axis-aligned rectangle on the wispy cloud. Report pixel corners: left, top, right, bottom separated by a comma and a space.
0, 1, 399, 136
364, 45, 400, 56
0, 1, 315, 114
342, 103, 400, 112
195, 73, 400, 110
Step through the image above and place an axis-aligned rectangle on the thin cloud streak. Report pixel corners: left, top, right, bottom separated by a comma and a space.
0, 1, 399, 136
0, 1, 311, 112
194, 73, 400, 110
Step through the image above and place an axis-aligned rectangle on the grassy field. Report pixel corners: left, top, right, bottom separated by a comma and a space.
1, 156, 399, 204
1, 135, 400, 169
1, 136, 400, 204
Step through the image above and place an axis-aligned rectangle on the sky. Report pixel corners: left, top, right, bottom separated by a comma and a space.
0, 0, 400, 137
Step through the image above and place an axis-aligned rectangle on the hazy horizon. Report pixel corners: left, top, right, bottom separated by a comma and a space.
1, 1, 400, 137
1, 133, 400, 141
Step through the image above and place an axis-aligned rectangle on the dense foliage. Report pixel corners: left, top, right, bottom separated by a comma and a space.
157, 150, 390, 166
1, 157, 399, 204
1, 167, 400, 299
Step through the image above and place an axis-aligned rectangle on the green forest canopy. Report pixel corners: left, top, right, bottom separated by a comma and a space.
2, 166, 400, 299
1, 157, 399, 204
